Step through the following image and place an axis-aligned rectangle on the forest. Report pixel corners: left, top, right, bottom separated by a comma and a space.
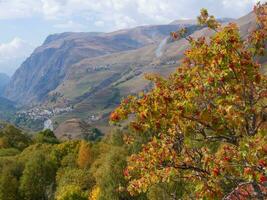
0, 2, 266, 200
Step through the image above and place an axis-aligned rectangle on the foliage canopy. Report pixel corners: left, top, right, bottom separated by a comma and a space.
110, 3, 267, 199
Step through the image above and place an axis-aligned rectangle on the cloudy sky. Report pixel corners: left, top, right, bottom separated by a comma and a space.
0, 0, 265, 75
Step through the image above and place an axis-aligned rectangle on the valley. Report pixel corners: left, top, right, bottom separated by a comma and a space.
0, 2, 266, 199
0, 13, 264, 135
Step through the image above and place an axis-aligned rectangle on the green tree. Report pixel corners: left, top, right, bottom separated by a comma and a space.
91, 145, 135, 200
0, 162, 22, 200
0, 124, 31, 150
34, 129, 59, 144
19, 152, 57, 200
50, 141, 80, 167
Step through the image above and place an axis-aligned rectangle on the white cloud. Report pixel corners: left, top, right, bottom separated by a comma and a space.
94, 20, 104, 27
0, 0, 264, 74
0, 0, 264, 23
136, 0, 171, 23
42, 0, 63, 19
222, 0, 259, 7
0, 38, 31, 59
99, 13, 137, 30
0, 38, 34, 75
54, 20, 86, 31
0, 0, 42, 19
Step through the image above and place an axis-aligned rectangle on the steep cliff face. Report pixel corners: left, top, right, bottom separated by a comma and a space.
5, 38, 93, 104
5, 24, 191, 105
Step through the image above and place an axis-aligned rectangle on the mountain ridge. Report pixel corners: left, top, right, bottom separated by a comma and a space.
5, 22, 197, 105
3, 13, 263, 132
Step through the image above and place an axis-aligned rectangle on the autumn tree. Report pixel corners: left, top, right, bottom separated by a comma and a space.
89, 186, 100, 200
55, 185, 87, 200
77, 141, 93, 169
110, 3, 267, 199
55, 168, 95, 199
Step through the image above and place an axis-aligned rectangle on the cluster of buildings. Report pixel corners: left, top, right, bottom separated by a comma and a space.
17, 106, 73, 121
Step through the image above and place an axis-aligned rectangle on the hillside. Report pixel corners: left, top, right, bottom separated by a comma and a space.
51, 14, 260, 132
5, 23, 196, 105
3, 13, 263, 132
0, 96, 16, 121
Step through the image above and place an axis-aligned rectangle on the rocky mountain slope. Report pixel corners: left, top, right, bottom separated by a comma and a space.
4, 13, 265, 132
5, 22, 197, 105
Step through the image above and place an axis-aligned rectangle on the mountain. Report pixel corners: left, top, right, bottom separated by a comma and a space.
5, 23, 196, 105
0, 73, 16, 125
0, 73, 10, 96
4, 13, 262, 132
0, 96, 16, 121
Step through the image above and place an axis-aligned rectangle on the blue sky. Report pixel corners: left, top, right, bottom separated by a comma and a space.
0, 0, 265, 75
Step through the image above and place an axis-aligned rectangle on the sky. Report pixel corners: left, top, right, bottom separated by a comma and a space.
0, 0, 265, 76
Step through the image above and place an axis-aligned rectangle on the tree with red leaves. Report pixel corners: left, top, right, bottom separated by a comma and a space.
111, 3, 267, 199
